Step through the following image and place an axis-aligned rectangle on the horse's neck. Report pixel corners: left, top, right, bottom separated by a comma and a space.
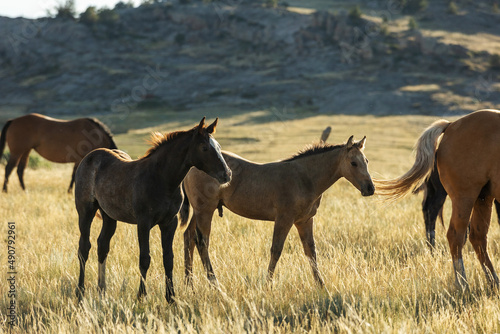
293, 148, 344, 195
148, 136, 191, 188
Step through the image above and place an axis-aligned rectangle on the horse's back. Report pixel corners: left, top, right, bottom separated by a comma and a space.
5, 113, 114, 163
438, 109, 500, 196
75, 148, 136, 221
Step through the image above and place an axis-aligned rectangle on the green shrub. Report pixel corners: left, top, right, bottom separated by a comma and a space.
394, 0, 428, 14
54, 0, 76, 20
265, 0, 278, 8
114, 1, 135, 10
79, 6, 98, 25
98, 8, 120, 26
490, 54, 500, 70
408, 17, 418, 30
448, 1, 458, 14
348, 5, 363, 21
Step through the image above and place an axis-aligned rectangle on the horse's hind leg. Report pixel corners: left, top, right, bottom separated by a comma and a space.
159, 216, 178, 303
469, 195, 499, 287
184, 215, 198, 286
447, 198, 475, 289
296, 217, 324, 287
267, 216, 294, 282
16, 151, 30, 191
422, 178, 447, 249
3, 153, 21, 193
77, 203, 98, 299
97, 210, 117, 293
68, 163, 79, 193
193, 212, 217, 285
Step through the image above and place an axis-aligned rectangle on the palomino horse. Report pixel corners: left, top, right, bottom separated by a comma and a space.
415, 165, 500, 249
75, 118, 231, 303
180, 135, 374, 286
375, 109, 500, 288
0, 113, 117, 193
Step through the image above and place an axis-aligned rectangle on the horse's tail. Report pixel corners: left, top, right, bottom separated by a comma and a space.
179, 182, 191, 227
374, 119, 451, 201
0, 120, 12, 162
87, 118, 118, 150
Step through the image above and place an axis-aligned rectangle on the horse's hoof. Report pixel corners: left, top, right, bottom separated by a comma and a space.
76, 287, 85, 301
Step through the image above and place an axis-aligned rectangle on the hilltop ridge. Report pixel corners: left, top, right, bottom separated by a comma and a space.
1, 0, 499, 120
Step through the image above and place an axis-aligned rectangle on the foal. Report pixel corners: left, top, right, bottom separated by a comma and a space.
75, 117, 231, 303
181, 136, 374, 286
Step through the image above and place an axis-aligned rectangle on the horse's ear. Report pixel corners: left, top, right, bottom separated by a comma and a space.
357, 136, 366, 150
198, 117, 206, 134
206, 118, 218, 134
346, 135, 354, 149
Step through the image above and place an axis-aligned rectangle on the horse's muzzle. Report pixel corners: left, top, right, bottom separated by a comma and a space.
217, 169, 232, 184
361, 183, 375, 196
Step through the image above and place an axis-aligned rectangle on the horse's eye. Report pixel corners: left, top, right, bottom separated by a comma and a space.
351, 161, 358, 167
202, 145, 209, 152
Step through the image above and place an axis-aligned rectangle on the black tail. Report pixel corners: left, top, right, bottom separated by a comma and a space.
180, 182, 190, 227
0, 120, 12, 162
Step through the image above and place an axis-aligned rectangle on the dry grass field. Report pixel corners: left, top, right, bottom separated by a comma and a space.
2, 110, 500, 333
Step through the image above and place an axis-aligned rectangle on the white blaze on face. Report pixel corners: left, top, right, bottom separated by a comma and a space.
209, 137, 226, 167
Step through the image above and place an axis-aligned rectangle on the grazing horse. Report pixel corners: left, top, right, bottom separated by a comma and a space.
0, 113, 117, 193
416, 165, 500, 249
75, 118, 232, 303
180, 135, 375, 286
375, 109, 500, 288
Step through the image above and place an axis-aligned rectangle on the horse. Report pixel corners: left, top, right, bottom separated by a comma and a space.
0, 113, 117, 193
375, 109, 500, 288
180, 135, 375, 287
74, 117, 232, 303
415, 164, 500, 249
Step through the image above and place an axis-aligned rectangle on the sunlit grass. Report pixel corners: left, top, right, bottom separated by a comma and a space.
1, 112, 500, 332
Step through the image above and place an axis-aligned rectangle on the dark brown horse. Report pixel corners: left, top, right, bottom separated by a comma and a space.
375, 109, 500, 288
0, 113, 117, 193
180, 135, 374, 287
416, 165, 500, 249
75, 117, 231, 303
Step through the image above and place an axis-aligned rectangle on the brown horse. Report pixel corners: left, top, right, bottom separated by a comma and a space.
415, 165, 500, 249
0, 113, 117, 193
375, 109, 500, 288
180, 135, 374, 286
75, 117, 231, 303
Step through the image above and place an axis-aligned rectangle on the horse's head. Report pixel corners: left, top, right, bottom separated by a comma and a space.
189, 117, 232, 184
340, 136, 375, 196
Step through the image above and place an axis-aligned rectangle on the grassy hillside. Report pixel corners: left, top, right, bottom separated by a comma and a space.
2, 111, 500, 332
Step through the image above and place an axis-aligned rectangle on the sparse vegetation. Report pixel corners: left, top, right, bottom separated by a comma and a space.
448, 1, 459, 14
491, 54, 500, 69
348, 5, 363, 21
98, 8, 120, 26
394, 0, 429, 14
409, 16, 418, 30
53, 0, 76, 20
79, 6, 99, 25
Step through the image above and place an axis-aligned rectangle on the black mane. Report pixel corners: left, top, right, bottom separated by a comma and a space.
86, 118, 118, 149
283, 143, 344, 162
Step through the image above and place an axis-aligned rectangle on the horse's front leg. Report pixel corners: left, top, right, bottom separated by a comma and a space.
159, 216, 178, 303
296, 217, 324, 287
137, 220, 152, 300
267, 215, 294, 282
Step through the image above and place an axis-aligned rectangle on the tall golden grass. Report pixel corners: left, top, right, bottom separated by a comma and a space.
1, 112, 500, 333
